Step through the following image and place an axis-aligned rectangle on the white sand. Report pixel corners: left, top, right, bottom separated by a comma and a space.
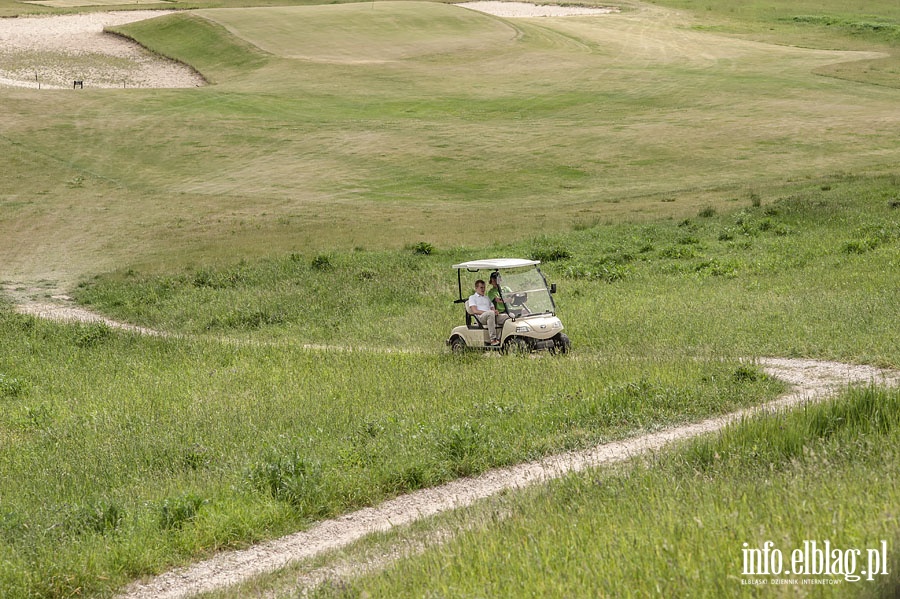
456, 2, 619, 17
0, 4, 618, 90
0, 11, 204, 89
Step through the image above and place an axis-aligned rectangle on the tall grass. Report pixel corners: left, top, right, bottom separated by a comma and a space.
315, 386, 900, 598
0, 305, 781, 598
75, 174, 900, 366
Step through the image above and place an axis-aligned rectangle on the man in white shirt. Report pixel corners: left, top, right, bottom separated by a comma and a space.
467, 279, 507, 346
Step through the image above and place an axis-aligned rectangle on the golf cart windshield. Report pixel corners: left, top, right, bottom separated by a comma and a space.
497, 267, 554, 316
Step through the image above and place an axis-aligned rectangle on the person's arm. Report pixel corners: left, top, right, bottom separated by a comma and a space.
468, 298, 494, 315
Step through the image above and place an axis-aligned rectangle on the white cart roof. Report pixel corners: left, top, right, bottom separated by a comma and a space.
452, 258, 540, 270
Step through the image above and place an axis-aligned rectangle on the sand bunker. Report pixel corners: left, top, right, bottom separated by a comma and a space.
0, 4, 617, 90
0, 10, 204, 89
456, 2, 619, 17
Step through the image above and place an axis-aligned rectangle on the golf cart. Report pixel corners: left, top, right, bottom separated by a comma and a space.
447, 258, 571, 354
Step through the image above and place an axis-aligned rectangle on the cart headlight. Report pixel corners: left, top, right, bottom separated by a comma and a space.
516, 325, 532, 333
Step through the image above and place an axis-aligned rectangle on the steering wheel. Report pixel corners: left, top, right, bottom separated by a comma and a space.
509, 293, 527, 307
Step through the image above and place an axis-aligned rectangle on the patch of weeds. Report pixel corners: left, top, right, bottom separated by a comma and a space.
311, 254, 333, 271
839, 224, 894, 254
659, 246, 697, 260
208, 309, 285, 330
192, 269, 217, 288
158, 494, 207, 530
529, 238, 571, 262
842, 238, 879, 254
677, 235, 700, 245
181, 443, 212, 471
563, 261, 628, 283
247, 450, 326, 515
19, 404, 52, 431
0, 374, 26, 399
888, 198, 900, 209
772, 224, 792, 236
572, 216, 601, 231
66, 499, 124, 535
439, 422, 484, 477
718, 228, 735, 242
409, 241, 434, 255
0, 511, 27, 543
66, 175, 85, 188
732, 364, 762, 383
74, 323, 111, 348
385, 464, 432, 494
192, 268, 246, 289
694, 259, 739, 278
698, 206, 716, 218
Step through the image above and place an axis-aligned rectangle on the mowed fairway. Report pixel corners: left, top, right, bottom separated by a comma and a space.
2, 1, 899, 289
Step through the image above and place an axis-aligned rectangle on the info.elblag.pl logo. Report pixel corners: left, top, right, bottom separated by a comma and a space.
741, 540, 890, 585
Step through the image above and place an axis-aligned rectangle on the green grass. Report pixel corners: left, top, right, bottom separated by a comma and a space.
74, 174, 900, 366
298, 385, 900, 598
2, 0, 900, 596
3, 1, 900, 289
0, 310, 782, 597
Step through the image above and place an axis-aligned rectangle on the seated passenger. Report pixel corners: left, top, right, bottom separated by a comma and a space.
467, 279, 508, 346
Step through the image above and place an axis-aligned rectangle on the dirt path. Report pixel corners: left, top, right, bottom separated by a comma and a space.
7, 292, 900, 599
116, 357, 900, 599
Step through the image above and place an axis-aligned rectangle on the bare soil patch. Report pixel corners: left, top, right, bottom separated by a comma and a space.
0, 10, 204, 89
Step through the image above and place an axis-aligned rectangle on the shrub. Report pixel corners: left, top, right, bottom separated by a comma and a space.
410, 241, 434, 255
698, 206, 716, 218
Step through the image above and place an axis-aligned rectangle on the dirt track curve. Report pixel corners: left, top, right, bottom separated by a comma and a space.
114, 357, 900, 599
6, 297, 900, 597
